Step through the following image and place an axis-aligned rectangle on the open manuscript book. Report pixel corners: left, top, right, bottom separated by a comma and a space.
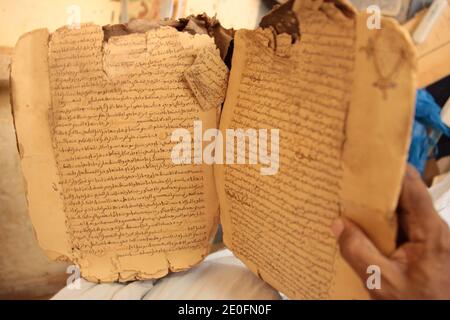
11, 0, 417, 299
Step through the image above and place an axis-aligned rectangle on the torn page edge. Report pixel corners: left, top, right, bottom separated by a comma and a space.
184, 46, 229, 111
10, 28, 71, 261
103, 14, 234, 60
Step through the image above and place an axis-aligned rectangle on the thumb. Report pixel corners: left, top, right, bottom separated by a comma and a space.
398, 164, 445, 243
332, 218, 391, 281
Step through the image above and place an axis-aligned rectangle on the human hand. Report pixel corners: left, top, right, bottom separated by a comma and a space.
332, 165, 450, 299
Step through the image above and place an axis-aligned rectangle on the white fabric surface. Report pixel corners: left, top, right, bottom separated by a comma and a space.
429, 172, 450, 227
52, 249, 281, 300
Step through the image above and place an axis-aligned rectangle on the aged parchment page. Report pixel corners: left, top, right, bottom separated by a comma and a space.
404, 1, 450, 87
215, 0, 416, 299
11, 24, 227, 282
10, 29, 70, 262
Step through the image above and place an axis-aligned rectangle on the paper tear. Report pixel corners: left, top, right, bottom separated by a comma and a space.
260, 0, 300, 43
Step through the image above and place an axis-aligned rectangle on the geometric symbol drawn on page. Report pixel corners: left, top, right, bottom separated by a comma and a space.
360, 32, 406, 100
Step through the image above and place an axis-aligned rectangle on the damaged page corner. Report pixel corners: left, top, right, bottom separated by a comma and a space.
12, 17, 223, 282
184, 47, 229, 111
10, 28, 71, 261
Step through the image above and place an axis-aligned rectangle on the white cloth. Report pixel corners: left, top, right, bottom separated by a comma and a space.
429, 172, 450, 227
52, 249, 281, 300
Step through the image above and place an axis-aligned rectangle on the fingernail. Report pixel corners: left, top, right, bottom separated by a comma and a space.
331, 219, 345, 239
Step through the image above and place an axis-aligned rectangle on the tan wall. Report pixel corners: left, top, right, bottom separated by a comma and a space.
0, 83, 70, 299
0, 0, 120, 47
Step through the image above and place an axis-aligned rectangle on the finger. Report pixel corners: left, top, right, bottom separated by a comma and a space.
398, 164, 444, 243
332, 218, 392, 281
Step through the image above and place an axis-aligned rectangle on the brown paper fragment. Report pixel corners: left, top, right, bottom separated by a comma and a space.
184, 47, 229, 111
260, 0, 300, 42
103, 15, 234, 61
10, 29, 70, 260
350, 0, 403, 17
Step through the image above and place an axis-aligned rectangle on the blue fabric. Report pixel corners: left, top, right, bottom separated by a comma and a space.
408, 90, 450, 175
409, 121, 430, 175
415, 90, 450, 136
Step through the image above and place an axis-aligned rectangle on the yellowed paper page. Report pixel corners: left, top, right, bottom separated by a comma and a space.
184, 47, 230, 111
10, 29, 70, 262
404, 1, 450, 87
215, 0, 416, 299
11, 24, 225, 282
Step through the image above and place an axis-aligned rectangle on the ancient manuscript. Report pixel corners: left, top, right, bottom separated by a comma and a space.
215, 0, 416, 299
11, 0, 417, 299
11, 20, 228, 282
